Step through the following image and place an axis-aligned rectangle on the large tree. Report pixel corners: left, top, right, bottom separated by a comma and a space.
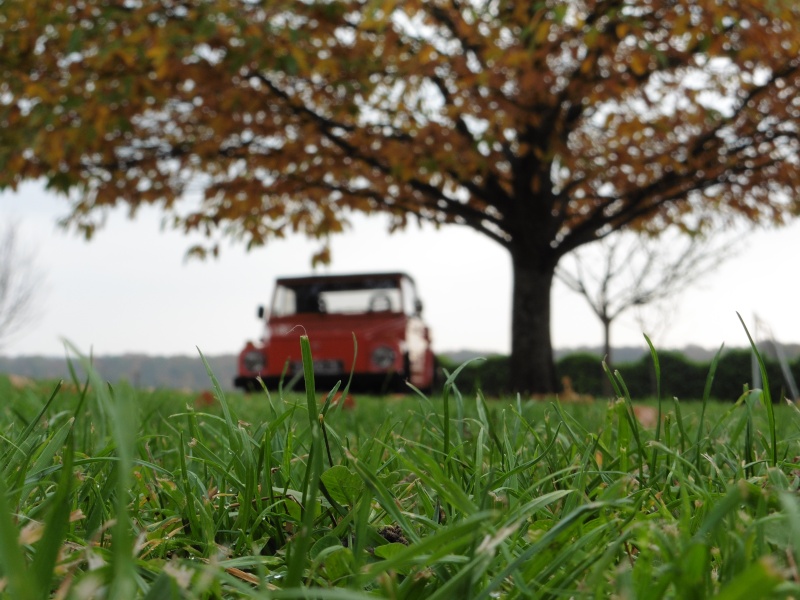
2, 1, 799, 392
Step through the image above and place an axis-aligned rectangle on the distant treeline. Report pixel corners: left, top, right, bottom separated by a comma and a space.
0, 354, 238, 391
440, 346, 800, 402
2, 344, 799, 400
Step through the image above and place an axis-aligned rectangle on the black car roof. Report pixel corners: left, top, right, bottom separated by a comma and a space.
275, 272, 413, 286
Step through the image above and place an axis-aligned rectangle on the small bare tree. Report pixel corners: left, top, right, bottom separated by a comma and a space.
556, 229, 735, 367
0, 223, 41, 348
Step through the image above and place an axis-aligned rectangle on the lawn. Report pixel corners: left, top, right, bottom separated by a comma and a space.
0, 338, 799, 598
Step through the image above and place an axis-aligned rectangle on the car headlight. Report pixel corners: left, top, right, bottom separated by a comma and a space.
371, 346, 397, 369
242, 350, 266, 373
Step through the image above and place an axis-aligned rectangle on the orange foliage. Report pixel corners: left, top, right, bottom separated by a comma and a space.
2, 1, 798, 255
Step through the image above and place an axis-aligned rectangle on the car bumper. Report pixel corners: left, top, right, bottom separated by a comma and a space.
234, 371, 409, 394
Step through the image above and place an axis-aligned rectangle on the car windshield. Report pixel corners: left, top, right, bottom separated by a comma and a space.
272, 277, 403, 316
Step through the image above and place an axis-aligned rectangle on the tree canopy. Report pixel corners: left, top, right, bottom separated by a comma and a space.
2, 0, 799, 392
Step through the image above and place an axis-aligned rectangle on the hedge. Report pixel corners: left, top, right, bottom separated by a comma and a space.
438, 348, 800, 401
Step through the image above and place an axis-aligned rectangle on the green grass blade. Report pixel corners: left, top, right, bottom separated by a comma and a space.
348, 452, 419, 545
737, 313, 777, 467
714, 558, 783, 600
474, 501, 625, 600
0, 469, 36, 598
361, 511, 493, 580
644, 334, 663, 482
1, 381, 63, 484
197, 347, 242, 455
65, 342, 138, 598
611, 369, 647, 479
18, 416, 75, 505
31, 433, 75, 599
177, 432, 203, 547
696, 344, 724, 472
285, 335, 324, 588
9, 380, 62, 455
285, 426, 322, 588
300, 335, 318, 423
441, 358, 486, 473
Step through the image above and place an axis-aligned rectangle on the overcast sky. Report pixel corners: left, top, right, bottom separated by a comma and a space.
1, 181, 798, 359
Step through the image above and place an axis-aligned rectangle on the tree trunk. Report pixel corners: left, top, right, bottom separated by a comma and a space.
601, 316, 614, 397
602, 317, 612, 366
509, 247, 558, 395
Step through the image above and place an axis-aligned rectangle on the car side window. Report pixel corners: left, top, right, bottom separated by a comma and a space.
272, 285, 297, 317
400, 277, 418, 316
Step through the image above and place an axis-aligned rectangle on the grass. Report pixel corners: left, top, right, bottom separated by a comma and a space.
0, 334, 798, 598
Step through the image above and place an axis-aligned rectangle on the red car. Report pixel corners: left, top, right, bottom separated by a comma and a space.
234, 272, 436, 393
